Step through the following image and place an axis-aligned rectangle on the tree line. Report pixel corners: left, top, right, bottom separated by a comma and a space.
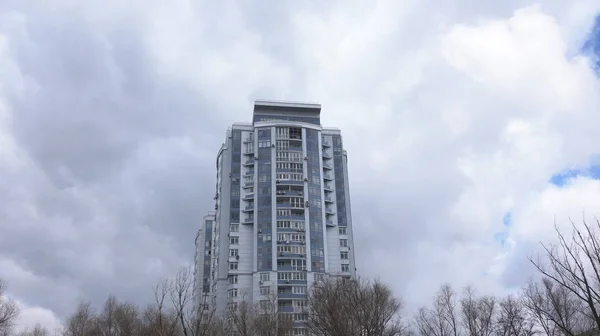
2, 219, 600, 336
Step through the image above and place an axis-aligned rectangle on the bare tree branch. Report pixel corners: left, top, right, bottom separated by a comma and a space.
0, 280, 19, 336
529, 218, 600, 334
307, 277, 409, 336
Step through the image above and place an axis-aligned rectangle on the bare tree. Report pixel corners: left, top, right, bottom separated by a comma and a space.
169, 267, 219, 336
494, 296, 535, 336
15, 324, 51, 336
226, 293, 292, 336
529, 219, 600, 333
227, 295, 254, 336
0, 280, 19, 336
138, 280, 181, 336
523, 278, 592, 336
306, 277, 409, 336
459, 287, 496, 336
61, 302, 98, 336
416, 284, 460, 336
95, 295, 140, 336
253, 293, 293, 336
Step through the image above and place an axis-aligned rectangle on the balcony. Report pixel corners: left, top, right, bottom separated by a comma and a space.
243, 148, 254, 156
277, 252, 307, 259
277, 303, 294, 313
322, 140, 331, 148
276, 202, 304, 209
242, 216, 254, 224
325, 208, 335, 215
276, 186, 303, 197
275, 179, 304, 186
322, 162, 332, 170
242, 159, 254, 166
277, 214, 304, 221
324, 196, 334, 203
323, 184, 334, 192
326, 219, 335, 227
323, 173, 333, 181
277, 263, 307, 272
242, 205, 254, 212
242, 193, 254, 200
277, 291, 306, 300
243, 180, 254, 189
322, 152, 332, 159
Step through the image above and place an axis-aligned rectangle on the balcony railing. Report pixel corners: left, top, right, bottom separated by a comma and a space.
276, 203, 304, 209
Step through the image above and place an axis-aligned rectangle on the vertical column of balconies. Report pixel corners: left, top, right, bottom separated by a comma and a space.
226, 130, 243, 308
306, 128, 325, 276
273, 126, 309, 321
255, 128, 273, 273
331, 135, 352, 277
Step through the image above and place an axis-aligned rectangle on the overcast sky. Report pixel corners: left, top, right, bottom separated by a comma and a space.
1, 0, 600, 331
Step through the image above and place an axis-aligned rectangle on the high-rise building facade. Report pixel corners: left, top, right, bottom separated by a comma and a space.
194, 100, 356, 333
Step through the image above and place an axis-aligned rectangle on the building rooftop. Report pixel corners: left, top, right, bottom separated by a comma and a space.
253, 99, 321, 115
254, 99, 321, 110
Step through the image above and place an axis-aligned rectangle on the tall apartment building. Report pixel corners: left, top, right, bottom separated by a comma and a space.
193, 100, 356, 333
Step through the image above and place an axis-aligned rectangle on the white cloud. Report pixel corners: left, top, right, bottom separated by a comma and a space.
13, 302, 61, 334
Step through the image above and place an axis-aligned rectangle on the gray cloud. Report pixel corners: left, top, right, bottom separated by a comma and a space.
1, 0, 600, 329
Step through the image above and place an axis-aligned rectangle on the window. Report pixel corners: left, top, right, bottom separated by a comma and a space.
276, 151, 303, 162
228, 302, 238, 311
258, 140, 271, 148
340, 252, 349, 260
276, 173, 303, 181
314, 273, 324, 282
230, 224, 239, 232
293, 300, 307, 309
259, 300, 270, 311
228, 289, 238, 298
276, 140, 289, 151
277, 245, 306, 254
341, 264, 349, 272
340, 239, 348, 247
260, 273, 270, 282
311, 248, 324, 257
277, 233, 306, 242
229, 262, 238, 270
260, 286, 270, 296
292, 328, 308, 335
228, 275, 238, 284
277, 221, 305, 229
229, 249, 239, 257
230, 237, 239, 244
276, 127, 289, 139
289, 128, 301, 139
278, 272, 307, 281
292, 286, 307, 294
291, 259, 307, 271
339, 227, 347, 235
